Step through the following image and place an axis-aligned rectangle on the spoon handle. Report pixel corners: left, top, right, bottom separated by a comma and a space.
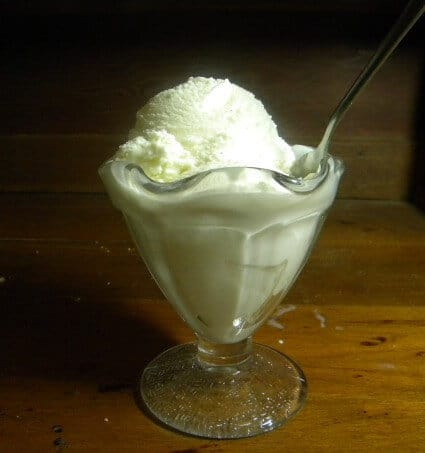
320, 0, 425, 153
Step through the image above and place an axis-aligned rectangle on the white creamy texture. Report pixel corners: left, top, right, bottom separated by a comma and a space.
100, 161, 343, 343
115, 77, 295, 182
100, 77, 344, 343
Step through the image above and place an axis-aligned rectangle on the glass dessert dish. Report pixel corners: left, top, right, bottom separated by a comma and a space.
99, 156, 344, 439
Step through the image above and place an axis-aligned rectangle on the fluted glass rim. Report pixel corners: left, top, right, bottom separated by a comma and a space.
99, 154, 344, 195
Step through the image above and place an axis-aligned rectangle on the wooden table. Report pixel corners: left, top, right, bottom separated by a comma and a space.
1, 4, 425, 451
1, 198, 424, 452
2, 303, 425, 452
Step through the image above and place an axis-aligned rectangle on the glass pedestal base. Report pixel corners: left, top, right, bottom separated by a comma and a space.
140, 342, 307, 439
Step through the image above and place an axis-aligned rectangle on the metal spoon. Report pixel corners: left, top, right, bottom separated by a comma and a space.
291, 0, 425, 178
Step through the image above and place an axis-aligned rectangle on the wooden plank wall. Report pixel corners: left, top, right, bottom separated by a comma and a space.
1, 6, 423, 201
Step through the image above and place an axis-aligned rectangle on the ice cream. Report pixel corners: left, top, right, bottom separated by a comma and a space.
113, 77, 296, 182
100, 77, 344, 343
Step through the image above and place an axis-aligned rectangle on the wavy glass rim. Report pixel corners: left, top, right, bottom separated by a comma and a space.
100, 155, 342, 195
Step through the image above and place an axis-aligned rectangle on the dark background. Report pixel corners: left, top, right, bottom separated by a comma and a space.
1, 0, 424, 206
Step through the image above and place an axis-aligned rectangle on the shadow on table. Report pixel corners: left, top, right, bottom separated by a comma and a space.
409, 56, 425, 213
1, 285, 178, 392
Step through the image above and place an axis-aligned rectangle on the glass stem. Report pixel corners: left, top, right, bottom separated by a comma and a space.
197, 336, 252, 367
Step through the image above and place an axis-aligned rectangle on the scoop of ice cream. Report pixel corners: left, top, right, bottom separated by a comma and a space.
114, 77, 295, 182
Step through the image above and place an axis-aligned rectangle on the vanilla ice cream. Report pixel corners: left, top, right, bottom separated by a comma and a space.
114, 77, 296, 182
100, 77, 344, 343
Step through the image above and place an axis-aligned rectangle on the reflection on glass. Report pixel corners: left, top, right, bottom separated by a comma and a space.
99, 156, 344, 439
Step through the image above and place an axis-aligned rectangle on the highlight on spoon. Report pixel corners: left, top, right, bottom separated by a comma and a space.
291, 0, 425, 178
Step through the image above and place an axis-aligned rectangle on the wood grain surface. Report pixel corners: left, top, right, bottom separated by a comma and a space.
1, 10, 423, 202
0, 135, 415, 200
0, 197, 424, 305
1, 196, 424, 451
2, 42, 421, 139
1, 42, 422, 200
1, 300, 425, 452
1, 193, 425, 447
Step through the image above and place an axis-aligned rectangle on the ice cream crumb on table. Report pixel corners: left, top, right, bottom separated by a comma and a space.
313, 308, 327, 328
274, 304, 297, 318
267, 318, 285, 330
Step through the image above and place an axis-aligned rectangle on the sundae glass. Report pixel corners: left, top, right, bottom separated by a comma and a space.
99, 155, 344, 438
